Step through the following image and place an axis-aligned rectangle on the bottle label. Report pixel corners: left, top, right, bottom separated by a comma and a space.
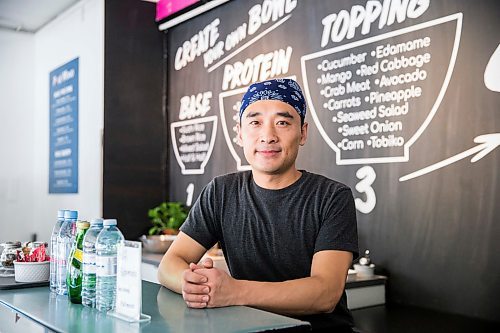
96, 255, 117, 277
74, 249, 83, 263
83, 253, 96, 274
58, 246, 66, 266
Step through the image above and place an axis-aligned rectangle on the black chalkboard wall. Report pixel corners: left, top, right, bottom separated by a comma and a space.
164, 0, 500, 321
103, 0, 165, 239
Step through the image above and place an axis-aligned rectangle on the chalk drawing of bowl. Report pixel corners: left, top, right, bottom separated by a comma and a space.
171, 115, 218, 175
301, 13, 462, 165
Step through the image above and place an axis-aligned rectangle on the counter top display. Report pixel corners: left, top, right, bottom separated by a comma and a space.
0, 281, 309, 333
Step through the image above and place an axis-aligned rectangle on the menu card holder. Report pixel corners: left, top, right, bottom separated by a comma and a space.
107, 240, 151, 323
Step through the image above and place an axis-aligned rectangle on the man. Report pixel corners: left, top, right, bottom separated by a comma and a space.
158, 78, 358, 332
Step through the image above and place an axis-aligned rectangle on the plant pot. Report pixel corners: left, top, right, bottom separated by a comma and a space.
161, 228, 179, 235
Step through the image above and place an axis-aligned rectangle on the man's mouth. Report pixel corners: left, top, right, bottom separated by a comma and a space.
256, 148, 281, 156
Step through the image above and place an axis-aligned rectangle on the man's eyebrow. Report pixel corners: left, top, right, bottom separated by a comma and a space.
245, 111, 262, 118
245, 110, 295, 119
277, 111, 294, 119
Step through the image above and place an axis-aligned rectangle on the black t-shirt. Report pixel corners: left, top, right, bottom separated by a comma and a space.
181, 170, 359, 329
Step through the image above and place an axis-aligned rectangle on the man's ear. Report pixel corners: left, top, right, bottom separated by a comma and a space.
299, 122, 308, 146
236, 122, 243, 147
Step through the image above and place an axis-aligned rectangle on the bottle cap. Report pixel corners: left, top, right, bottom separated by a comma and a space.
77, 221, 90, 229
103, 219, 117, 226
90, 218, 104, 225
57, 210, 66, 218
64, 210, 78, 219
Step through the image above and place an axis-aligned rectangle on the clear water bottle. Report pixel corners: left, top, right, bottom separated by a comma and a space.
50, 210, 66, 293
95, 219, 124, 312
56, 210, 78, 295
82, 218, 104, 308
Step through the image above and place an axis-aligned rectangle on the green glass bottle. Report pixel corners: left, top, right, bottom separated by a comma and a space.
67, 221, 90, 304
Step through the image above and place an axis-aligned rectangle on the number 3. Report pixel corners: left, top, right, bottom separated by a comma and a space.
355, 166, 376, 214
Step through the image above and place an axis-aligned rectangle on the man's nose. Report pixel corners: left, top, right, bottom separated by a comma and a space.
259, 124, 278, 143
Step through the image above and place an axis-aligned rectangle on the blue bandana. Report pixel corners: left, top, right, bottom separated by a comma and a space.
239, 78, 306, 123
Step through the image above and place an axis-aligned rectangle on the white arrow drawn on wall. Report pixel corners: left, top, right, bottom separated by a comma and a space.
399, 133, 500, 182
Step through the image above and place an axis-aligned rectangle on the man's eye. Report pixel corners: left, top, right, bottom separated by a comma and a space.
249, 120, 259, 125
277, 120, 289, 126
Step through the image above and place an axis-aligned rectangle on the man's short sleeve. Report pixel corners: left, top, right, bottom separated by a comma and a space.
179, 180, 219, 250
314, 187, 359, 259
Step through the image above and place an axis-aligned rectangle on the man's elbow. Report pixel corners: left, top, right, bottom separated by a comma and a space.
316, 289, 343, 313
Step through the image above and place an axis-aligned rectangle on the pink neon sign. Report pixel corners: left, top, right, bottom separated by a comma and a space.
156, 0, 200, 22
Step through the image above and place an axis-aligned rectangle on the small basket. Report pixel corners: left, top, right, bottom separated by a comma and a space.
353, 263, 375, 277
13, 261, 50, 283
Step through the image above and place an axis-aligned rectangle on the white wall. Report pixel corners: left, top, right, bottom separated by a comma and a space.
0, 0, 104, 244
33, 0, 105, 243
0, 30, 35, 242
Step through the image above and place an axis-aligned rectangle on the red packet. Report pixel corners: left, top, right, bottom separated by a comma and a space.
16, 244, 48, 262
34, 244, 47, 262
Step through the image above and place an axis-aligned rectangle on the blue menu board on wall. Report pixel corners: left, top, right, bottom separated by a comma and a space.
49, 58, 79, 194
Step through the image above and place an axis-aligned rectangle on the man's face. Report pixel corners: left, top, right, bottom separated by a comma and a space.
237, 100, 308, 176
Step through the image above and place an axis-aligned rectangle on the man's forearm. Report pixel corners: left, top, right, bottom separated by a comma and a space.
233, 275, 344, 316
157, 254, 190, 294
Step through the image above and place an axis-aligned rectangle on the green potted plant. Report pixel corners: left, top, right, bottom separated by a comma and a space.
141, 202, 189, 253
148, 202, 189, 235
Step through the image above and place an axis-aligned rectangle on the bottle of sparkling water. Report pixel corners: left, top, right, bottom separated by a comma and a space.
50, 210, 66, 293
81, 218, 104, 308
67, 221, 90, 303
56, 210, 78, 295
95, 219, 124, 312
